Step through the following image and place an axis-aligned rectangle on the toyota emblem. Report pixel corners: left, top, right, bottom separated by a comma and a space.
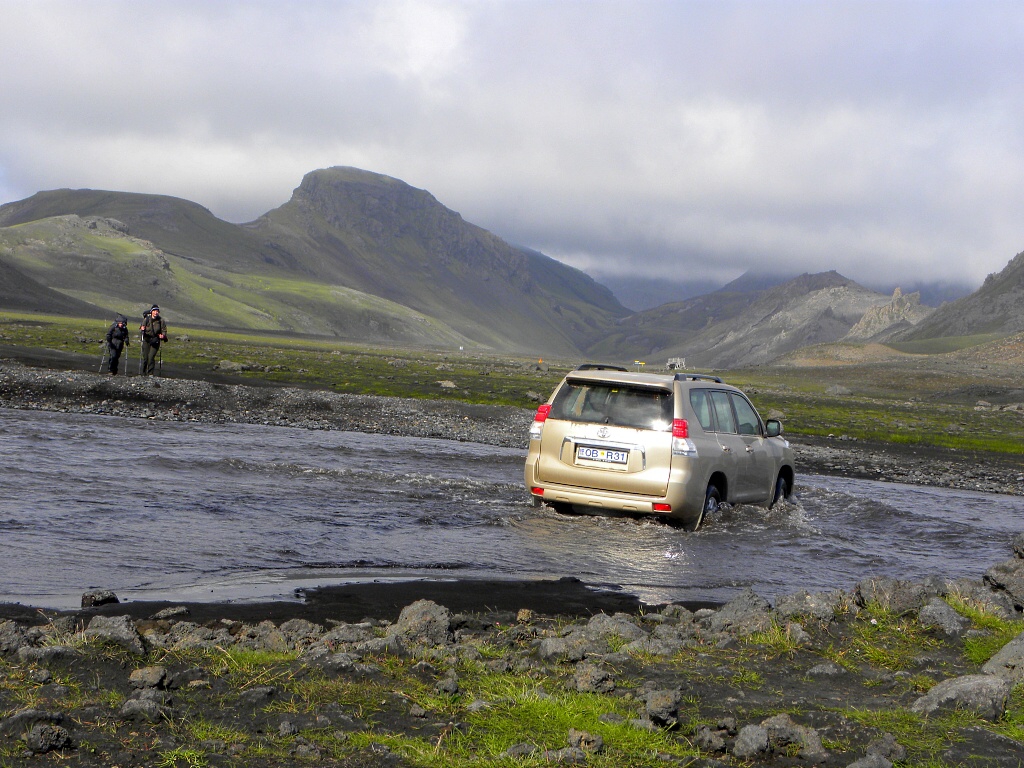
597, 427, 610, 439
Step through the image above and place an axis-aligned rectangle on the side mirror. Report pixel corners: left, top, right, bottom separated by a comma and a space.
765, 419, 783, 438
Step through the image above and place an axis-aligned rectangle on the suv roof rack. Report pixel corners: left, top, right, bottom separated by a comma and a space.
673, 372, 724, 383
575, 363, 629, 371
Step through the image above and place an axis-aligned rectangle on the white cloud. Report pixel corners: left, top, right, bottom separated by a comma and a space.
2, 0, 1024, 293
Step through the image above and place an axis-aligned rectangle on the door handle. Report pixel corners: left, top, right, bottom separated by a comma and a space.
745, 446, 754, 453
722, 446, 731, 453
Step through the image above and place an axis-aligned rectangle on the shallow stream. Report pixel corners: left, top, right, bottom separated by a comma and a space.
2, 408, 1021, 609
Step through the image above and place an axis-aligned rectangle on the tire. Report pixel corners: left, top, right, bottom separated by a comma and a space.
550, 501, 573, 515
769, 474, 789, 509
686, 484, 720, 531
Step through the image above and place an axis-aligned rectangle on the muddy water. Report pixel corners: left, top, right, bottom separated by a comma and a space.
2, 408, 1021, 610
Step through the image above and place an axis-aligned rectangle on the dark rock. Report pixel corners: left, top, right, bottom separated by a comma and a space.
84, 615, 145, 655
119, 698, 168, 723
855, 576, 932, 614
81, 589, 119, 608
129, 666, 167, 689
644, 688, 682, 728
572, 662, 615, 693
865, 732, 907, 762
982, 630, 1024, 681
695, 724, 727, 752
732, 724, 769, 758
567, 728, 603, 753
846, 755, 893, 768
910, 674, 1012, 721
807, 660, 848, 677
918, 598, 969, 637
25, 722, 71, 754
0, 709, 63, 738
775, 589, 849, 621
762, 713, 827, 761
389, 600, 453, 646
0, 620, 29, 654
540, 746, 587, 764
707, 588, 772, 635
984, 558, 1024, 609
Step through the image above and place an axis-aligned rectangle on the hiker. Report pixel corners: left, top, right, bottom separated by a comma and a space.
140, 305, 168, 375
104, 314, 130, 375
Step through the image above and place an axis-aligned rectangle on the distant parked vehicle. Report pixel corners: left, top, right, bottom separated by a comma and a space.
524, 365, 795, 530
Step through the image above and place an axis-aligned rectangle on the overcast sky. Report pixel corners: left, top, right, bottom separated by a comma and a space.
3, 1, 1024, 296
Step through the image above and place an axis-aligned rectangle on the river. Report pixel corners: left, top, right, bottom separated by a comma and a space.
2, 408, 1021, 610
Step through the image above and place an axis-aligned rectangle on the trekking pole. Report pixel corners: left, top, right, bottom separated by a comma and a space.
98, 344, 108, 373
158, 347, 163, 377
138, 333, 145, 375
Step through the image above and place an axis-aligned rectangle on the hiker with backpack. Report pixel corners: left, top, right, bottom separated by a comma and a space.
103, 314, 131, 375
140, 305, 168, 376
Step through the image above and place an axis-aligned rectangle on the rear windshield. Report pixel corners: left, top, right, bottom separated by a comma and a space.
550, 381, 673, 430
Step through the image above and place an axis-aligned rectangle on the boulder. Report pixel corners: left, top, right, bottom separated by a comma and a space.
706, 589, 773, 635
762, 713, 827, 762
389, 600, 453, 646
981, 629, 1024, 681
917, 598, 969, 637
0, 620, 29, 654
84, 615, 145, 655
567, 729, 604, 754
775, 589, 848, 621
644, 688, 682, 728
128, 666, 167, 689
984, 558, 1024, 610
910, 674, 1012, 721
81, 589, 119, 608
732, 724, 770, 758
585, 613, 646, 642
572, 662, 615, 693
855, 576, 932, 615
25, 722, 71, 754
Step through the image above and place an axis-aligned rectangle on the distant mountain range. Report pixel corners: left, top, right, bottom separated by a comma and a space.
1, 166, 1023, 367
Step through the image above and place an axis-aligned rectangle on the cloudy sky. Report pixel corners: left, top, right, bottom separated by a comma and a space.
3, 1, 1023, 304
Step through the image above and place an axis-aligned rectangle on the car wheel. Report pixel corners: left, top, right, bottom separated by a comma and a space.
549, 501, 573, 515
769, 474, 789, 509
686, 484, 720, 531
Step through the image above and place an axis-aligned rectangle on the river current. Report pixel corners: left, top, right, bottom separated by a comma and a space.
2, 408, 1022, 610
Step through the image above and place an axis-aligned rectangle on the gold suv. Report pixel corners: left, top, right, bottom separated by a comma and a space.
524, 366, 795, 530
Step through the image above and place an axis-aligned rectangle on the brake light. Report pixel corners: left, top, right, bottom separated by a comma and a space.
530, 487, 545, 496
530, 404, 551, 441
653, 503, 672, 512
671, 418, 697, 457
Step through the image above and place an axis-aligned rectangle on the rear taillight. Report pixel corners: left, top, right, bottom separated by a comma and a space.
652, 502, 672, 512
530, 487, 545, 496
672, 418, 697, 457
529, 404, 551, 440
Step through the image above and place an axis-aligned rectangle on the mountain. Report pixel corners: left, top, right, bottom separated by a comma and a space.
843, 287, 933, 342
0, 168, 629, 355
898, 250, 1024, 340
587, 271, 892, 367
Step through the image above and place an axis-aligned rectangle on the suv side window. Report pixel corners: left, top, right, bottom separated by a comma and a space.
688, 389, 714, 431
709, 390, 737, 434
731, 394, 762, 436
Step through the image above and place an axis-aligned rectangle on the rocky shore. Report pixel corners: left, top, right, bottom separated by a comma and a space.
1, 358, 1022, 496
3, 541, 1024, 765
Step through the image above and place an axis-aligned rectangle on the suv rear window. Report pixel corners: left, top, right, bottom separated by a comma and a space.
550, 381, 673, 430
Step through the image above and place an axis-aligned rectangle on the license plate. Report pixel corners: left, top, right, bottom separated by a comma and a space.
576, 445, 629, 465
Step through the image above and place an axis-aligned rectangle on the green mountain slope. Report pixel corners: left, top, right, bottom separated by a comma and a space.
0, 168, 630, 355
